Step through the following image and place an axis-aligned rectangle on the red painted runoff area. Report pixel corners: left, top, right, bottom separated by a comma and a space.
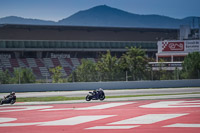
0, 99, 200, 133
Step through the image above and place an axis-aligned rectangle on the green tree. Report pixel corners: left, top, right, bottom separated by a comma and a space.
181, 52, 200, 79
75, 59, 98, 82
0, 69, 11, 84
174, 67, 181, 80
67, 69, 77, 82
49, 66, 64, 83
11, 68, 35, 84
96, 51, 120, 81
158, 59, 172, 80
120, 47, 148, 80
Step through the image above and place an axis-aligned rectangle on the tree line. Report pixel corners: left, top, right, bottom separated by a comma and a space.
0, 47, 200, 84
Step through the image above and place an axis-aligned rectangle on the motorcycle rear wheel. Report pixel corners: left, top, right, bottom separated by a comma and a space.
86, 95, 91, 101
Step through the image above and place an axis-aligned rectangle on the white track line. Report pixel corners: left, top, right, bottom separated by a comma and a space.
109, 114, 188, 124
41, 102, 135, 111
40, 115, 116, 126
164, 123, 200, 128
86, 125, 139, 129
0, 115, 116, 127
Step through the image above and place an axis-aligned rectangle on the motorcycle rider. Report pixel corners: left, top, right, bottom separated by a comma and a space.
92, 88, 103, 99
97, 88, 103, 96
5, 92, 16, 102
93, 89, 98, 99
95, 88, 104, 99
0, 92, 16, 105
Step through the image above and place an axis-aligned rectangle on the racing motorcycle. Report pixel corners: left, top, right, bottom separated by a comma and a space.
86, 89, 105, 101
0, 93, 16, 105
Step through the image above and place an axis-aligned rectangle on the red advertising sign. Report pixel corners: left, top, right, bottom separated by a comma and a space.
162, 41, 184, 51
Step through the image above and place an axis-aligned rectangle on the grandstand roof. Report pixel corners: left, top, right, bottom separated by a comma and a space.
0, 24, 179, 31
0, 24, 178, 41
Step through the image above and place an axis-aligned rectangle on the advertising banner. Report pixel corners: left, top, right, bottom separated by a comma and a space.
185, 40, 200, 52
158, 40, 200, 53
162, 41, 184, 52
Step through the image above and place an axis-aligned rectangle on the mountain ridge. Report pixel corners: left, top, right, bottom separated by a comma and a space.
0, 5, 199, 28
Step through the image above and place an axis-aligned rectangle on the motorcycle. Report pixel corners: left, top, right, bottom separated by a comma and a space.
0, 96, 16, 105
86, 90, 105, 101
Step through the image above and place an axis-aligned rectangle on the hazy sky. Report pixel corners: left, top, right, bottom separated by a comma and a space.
0, 0, 200, 21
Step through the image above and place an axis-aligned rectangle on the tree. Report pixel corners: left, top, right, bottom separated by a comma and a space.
157, 59, 173, 80
75, 59, 98, 82
181, 52, 200, 79
0, 69, 11, 84
11, 68, 36, 84
120, 47, 148, 80
49, 66, 64, 83
96, 51, 120, 81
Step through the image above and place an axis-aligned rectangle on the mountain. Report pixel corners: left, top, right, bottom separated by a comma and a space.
58, 5, 198, 28
0, 5, 199, 28
0, 16, 55, 25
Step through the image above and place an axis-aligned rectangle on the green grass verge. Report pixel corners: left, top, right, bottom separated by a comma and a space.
17, 96, 84, 102
16, 92, 200, 102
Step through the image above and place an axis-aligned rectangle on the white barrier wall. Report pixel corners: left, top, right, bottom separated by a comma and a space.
0, 79, 200, 93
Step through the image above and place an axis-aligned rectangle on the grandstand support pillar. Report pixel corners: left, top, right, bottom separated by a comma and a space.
171, 55, 174, 62
14, 52, 20, 58
37, 52, 42, 58
156, 55, 158, 62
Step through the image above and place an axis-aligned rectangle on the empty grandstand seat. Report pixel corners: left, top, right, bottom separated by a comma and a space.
27, 58, 37, 67
71, 58, 80, 67
20, 59, 29, 67
66, 58, 74, 66
32, 67, 42, 77
51, 58, 61, 67
0, 58, 11, 67
63, 67, 72, 76
43, 58, 54, 67
10, 59, 19, 67
58, 58, 72, 69
39, 67, 50, 77
35, 58, 45, 67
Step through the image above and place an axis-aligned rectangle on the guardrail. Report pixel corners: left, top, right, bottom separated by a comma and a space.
0, 79, 200, 93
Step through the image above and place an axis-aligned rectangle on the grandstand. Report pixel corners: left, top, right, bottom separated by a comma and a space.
0, 24, 179, 79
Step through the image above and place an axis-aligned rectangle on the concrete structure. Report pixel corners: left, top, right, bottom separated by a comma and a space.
0, 79, 200, 93
0, 24, 179, 79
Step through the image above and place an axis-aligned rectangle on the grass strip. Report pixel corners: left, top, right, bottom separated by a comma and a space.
17, 96, 84, 102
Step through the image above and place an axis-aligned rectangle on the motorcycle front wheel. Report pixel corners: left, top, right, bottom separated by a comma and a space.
99, 95, 105, 101
10, 100, 16, 105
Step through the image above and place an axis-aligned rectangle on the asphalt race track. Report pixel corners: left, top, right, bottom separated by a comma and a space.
0, 98, 200, 133
1, 87, 200, 98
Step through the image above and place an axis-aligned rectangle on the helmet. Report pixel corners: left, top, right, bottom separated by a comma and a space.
11, 92, 15, 95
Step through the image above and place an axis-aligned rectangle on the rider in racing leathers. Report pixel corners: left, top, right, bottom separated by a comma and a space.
5, 92, 16, 102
